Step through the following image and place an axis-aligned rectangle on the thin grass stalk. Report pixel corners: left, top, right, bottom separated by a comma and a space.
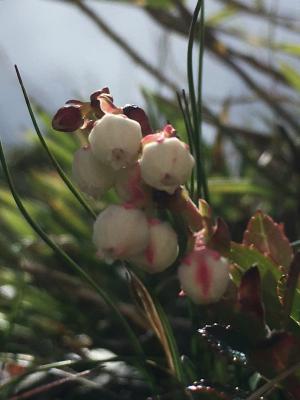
187, 0, 203, 200
197, 1, 210, 202
0, 356, 174, 399
0, 140, 155, 390
182, 90, 198, 202
245, 361, 300, 400
14, 65, 96, 220
176, 91, 195, 198
153, 299, 186, 385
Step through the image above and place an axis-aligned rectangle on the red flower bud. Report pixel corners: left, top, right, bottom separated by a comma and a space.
123, 105, 152, 135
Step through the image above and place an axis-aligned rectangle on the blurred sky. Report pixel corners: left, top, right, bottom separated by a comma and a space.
0, 0, 299, 146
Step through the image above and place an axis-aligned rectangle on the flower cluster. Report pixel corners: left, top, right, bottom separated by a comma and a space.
53, 88, 231, 303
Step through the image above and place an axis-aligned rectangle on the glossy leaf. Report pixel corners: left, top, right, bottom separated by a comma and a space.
243, 210, 293, 270
208, 217, 231, 254
282, 253, 300, 326
238, 267, 265, 324
230, 242, 279, 278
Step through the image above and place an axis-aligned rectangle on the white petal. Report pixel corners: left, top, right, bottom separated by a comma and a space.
140, 137, 194, 193
130, 219, 178, 273
72, 147, 116, 198
93, 205, 149, 262
89, 114, 142, 170
178, 248, 230, 304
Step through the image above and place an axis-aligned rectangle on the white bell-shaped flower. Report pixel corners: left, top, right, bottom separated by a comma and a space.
178, 248, 230, 304
140, 137, 194, 194
115, 162, 150, 207
89, 114, 142, 170
130, 219, 178, 273
72, 147, 116, 198
93, 205, 149, 263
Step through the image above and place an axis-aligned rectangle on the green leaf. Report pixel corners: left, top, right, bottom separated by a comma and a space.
230, 242, 300, 326
280, 63, 300, 92
243, 211, 293, 270
206, 6, 238, 26
138, 0, 174, 8
282, 253, 300, 326
276, 43, 300, 57
229, 242, 279, 279
114, 0, 175, 8
208, 178, 271, 197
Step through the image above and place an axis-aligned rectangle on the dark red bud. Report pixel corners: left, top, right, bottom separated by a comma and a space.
123, 104, 153, 135
52, 105, 84, 132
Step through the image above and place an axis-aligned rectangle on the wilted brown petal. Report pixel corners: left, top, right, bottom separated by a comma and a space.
90, 88, 112, 108
52, 105, 84, 132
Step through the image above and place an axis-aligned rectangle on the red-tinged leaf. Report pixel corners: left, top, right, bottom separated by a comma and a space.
238, 267, 265, 323
52, 105, 84, 132
277, 274, 287, 306
165, 188, 203, 232
230, 242, 279, 279
123, 104, 153, 135
243, 210, 293, 270
249, 331, 300, 400
282, 252, 300, 326
251, 331, 300, 376
208, 217, 231, 255
198, 199, 212, 219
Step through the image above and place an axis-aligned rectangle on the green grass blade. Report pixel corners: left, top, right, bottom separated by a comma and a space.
187, 1, 209, 203
154, 299, 186, 385
176, 91, 195, 198
197, 1, 210, 202
14, 65, 96, 220
187, 1, 202, 200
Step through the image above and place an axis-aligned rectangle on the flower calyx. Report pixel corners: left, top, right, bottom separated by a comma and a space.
52, 87, 123, 134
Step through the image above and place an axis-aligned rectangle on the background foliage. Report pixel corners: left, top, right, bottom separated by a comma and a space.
0, 0, 300, 399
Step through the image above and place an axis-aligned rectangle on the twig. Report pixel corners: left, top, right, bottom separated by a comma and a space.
215, 0, 300, 33
8, 369, 92, 400
146, 4, 300, 132
68, 0, 178, 92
